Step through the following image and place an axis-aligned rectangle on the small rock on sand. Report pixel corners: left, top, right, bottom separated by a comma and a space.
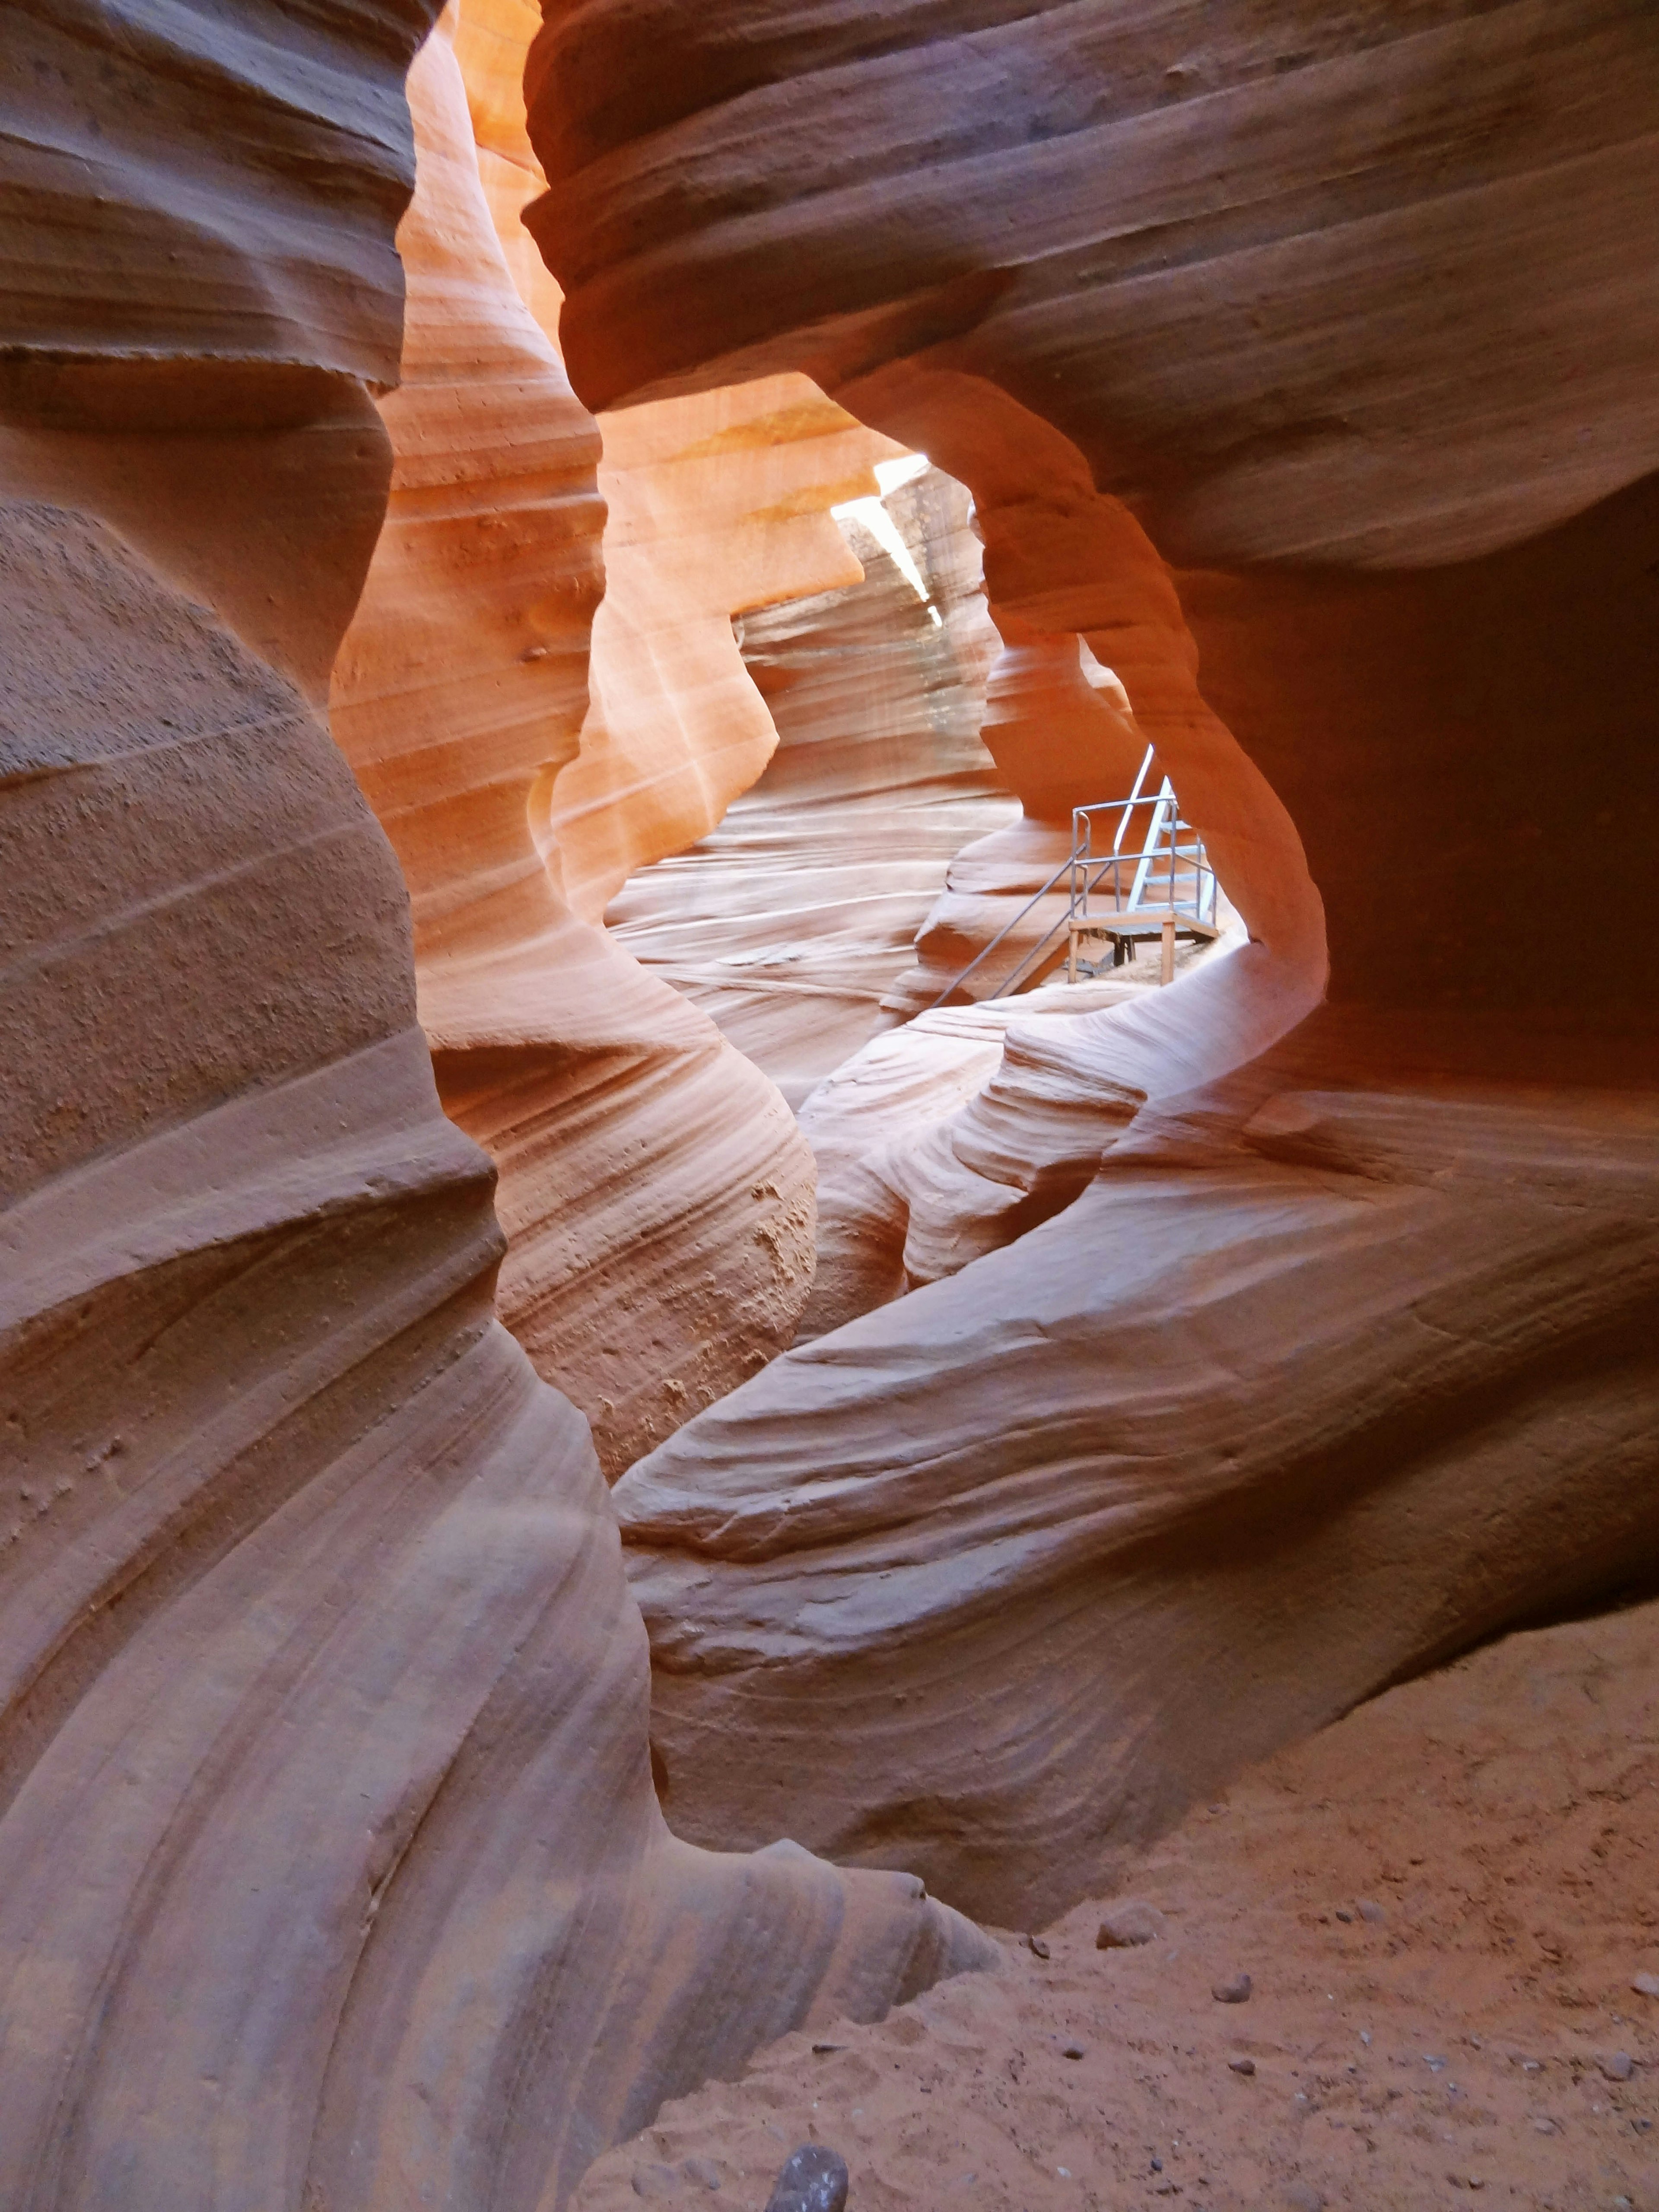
1024, 1933, 1050, 1959
765, 2145, 849, 2212
1282, 2185, 1325, 2211
1598, 2050, 1635, 2082
681, 2158, 721, 2191
632, 2165, 680, 2200
1212, 1971, 1253, 2004
1227, 2055, 1256, 2075
1358, 1898, 1388, 1924
1633, 1971, 1659, 1998
1096, 1901, 1166, 1948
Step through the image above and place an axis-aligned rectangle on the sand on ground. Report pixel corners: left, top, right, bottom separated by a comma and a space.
574, 1598, 1659, 2212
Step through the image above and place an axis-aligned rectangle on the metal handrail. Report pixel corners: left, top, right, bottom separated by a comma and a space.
1070, 785, 1217, 931
920, 766, 1218, 1014
919, 850, 1076, 1014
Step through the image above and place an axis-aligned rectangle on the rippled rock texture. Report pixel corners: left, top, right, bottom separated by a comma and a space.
331, 29, 823, 1477
609, 458, 1014, 1103
553, 372, 898, 925
528, 0, 1659, 1923
0, 12, 994, 2209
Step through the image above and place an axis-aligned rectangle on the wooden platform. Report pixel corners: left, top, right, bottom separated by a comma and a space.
1067, 907, 1221, 984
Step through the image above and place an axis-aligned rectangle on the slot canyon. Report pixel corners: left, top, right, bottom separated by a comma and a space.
1, 3, 1655, 2209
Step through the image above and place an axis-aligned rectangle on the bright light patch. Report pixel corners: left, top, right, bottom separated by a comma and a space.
833, 451, 934, 608
874, 451, 931, 496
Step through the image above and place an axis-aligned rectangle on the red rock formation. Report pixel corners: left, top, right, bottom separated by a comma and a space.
451, 0, 566, 336
550, 373, 893, 922
609, 458, 1014, 1103
331, 28, 821, 1476
525, 0, 1659, 1923
0, 16, 994, 2210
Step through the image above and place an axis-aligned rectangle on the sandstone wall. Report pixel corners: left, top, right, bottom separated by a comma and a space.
550, 374, 899, 924
0, 16, 994, 2211
330, 28, 823, 1477
608, 459, 1016, 1102
525, 0, 1659, 1924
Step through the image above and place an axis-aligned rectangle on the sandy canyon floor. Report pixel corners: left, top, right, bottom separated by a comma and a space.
575, 1597, 1659, 2212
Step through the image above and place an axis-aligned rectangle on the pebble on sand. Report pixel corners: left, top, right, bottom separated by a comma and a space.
1598, 2050, 1635, 2082
632, 2165, 680, 2201
1212, 1972, 1253, 2004
682, 2158, 721, 2191
1096, 1901, 1167, 1949
1357, 1898, 1388, 1924
1633, 1971, 1659, 1999
765, 2145, 850, 2212
1024, 1933, 1051, 1959
1228, 2055, 1256, 2075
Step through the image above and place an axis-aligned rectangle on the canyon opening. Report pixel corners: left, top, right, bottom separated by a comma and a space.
1, 6, 1656, 2212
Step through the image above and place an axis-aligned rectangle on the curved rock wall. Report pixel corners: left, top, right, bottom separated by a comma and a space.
331, 27, 820, 1478
548, 373, 896, 923
607, 459, 1016, 1103
0, 16, 994, 2210
2, 0, 430, 407
525, 0, 1659, 1923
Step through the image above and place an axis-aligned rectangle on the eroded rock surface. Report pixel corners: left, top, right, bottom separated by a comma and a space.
553, 373, 899, 925
331, 29, 819, 1475
526, 0, 1659, 1923
609, 459, 1013, 1103
0, 16, 995, 2209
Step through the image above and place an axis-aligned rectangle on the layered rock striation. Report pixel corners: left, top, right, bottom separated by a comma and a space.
0, 16, 994, 2211
608, 458, 1014, 1103
551, 373, 900, 925
331, 28, 822, 1477
527, 0, 1659, 1923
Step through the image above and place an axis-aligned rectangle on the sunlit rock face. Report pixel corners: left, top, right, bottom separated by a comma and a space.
331, 29, 821, 1479
607, 458, 1015, 1104
552, 375, 902, 925
526, 0, 1659, 1924
0, 13, 995, 2209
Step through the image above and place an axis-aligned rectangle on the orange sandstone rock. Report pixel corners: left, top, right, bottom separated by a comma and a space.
609, 458, 1013, 1103
526, 0, 1659, 1925
551, 374, 896, 923
0, 19, 995, 2212
331, 28, 820, 1475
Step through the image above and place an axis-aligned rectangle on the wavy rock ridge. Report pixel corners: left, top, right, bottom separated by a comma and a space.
526, 0, 1659, 1924
0, 12, 994, 2209
331, 28, 824, 1476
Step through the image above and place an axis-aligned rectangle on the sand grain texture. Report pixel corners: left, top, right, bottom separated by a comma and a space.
573, 1599, 1659, 2212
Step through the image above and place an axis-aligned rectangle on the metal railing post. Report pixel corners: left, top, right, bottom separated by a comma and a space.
924, 771, 1220, 1010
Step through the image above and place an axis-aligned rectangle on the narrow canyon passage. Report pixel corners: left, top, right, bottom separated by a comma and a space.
605, 456, 1017, 1105
525, 0, 1659, 1931
1, 5, 1656, 2212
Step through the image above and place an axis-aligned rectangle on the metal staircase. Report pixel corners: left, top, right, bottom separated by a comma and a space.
923, 747, 1220, 1012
